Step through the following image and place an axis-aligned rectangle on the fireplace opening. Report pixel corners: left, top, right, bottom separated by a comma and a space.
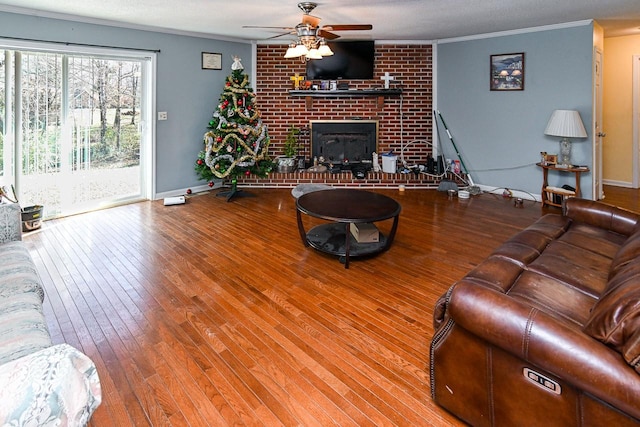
310, 120, 378, 169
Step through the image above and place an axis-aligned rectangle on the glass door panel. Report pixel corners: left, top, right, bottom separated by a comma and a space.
18, 52, 63, 212
16, 52, 145, 218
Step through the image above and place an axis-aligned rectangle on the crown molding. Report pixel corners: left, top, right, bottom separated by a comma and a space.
0, 5, 593, 47
436, 20, 593, 44
0, 5, 251, 44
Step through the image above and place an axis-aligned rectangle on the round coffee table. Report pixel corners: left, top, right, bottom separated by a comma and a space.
296, 189, 401, 268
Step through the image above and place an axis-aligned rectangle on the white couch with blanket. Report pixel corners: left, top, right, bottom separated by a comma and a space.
0, 202, 101, 426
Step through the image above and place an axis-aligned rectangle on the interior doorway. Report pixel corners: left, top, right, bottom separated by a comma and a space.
0, 44, 153, 219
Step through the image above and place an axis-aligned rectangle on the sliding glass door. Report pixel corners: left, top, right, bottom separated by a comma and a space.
1, 45, 152, 218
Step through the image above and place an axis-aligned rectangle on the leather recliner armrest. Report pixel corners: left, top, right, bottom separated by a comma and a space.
432, 285, 455, 331
563, 198, 640, 236
447, 280, 640, 420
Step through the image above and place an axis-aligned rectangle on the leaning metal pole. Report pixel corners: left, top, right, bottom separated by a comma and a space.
434, 110, 475, 186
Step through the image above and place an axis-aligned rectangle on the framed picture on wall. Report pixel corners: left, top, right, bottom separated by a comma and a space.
490, 52, 524, 91
202, 52, 222, 70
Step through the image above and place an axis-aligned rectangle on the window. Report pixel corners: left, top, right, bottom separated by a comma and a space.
0, 43, 154, 219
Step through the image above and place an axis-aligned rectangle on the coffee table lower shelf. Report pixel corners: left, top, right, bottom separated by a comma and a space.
305, 223, 388, 263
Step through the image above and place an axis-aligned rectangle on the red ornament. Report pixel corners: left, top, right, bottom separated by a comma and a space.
247, 105, 252, 110
208, 181, 214, 187
196, 159, 203, 165
237, 99, 243, 106
186, 189, 192, 194
216, 136, 222, 143
226, 82, 231, 86
245, 170, 251, 176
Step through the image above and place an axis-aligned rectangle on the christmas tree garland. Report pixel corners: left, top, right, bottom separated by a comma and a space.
203, 122, 269, 178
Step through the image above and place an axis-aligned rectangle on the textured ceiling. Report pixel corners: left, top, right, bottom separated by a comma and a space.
0, 0, 639, 42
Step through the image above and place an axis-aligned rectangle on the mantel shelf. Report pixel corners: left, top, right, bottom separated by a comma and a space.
289, 89, 402, 97
289, 89, 402, 109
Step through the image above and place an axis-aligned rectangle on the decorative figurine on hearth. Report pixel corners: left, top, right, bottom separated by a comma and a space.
372, 152, 381, 172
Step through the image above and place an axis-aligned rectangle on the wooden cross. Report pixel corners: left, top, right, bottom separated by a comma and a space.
380, 72, 395, 89
290, 73, 304, 89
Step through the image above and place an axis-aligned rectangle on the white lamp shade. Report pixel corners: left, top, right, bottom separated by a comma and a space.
318, 43, 333, 56
294, 44, 309, 56
284, 45, 300, 58
544, 110, 588, 138
306, 48, 323, 60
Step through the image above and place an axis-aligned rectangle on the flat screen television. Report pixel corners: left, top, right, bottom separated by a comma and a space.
305, 40, 375, 80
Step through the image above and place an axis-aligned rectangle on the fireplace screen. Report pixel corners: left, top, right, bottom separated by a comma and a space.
310, 120, 378, 165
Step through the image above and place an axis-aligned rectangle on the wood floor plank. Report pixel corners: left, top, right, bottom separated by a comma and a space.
22, 186, 638, 426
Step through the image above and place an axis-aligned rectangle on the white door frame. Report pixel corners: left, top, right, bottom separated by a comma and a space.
633, 55, 640, 188
593, 47, 604, 199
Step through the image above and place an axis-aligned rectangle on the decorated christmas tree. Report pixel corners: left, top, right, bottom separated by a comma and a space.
195, 56, 273, 200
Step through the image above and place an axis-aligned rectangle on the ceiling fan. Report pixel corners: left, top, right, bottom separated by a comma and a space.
243, 2, 373, 60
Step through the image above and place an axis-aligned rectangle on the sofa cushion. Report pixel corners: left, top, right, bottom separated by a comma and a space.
559, 223, 627, 259
526, 240, 611, 298
0, 241, 45, 301
610, 230, 640, 280
0, 292, 52, 364
584, 276, 640, 373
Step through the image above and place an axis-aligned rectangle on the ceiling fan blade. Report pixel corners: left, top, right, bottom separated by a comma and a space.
242, 25, 295, 30
317, 29, 340, 40
323, 24, 373, 31
266, 31, 295, 39
301, 14, 321, 27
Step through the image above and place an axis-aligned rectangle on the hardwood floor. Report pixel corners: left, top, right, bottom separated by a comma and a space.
22, 186, 638, 426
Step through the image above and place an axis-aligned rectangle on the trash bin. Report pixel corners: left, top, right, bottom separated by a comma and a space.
382, 153, 397, 173
21, 205, 43, 232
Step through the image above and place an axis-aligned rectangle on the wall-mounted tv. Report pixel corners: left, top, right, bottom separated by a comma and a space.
305, 40, 375, 80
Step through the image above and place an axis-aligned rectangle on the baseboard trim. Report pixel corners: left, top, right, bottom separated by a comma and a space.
155, 181, 223, 200
603, 179, 633, 188
475, 184, 541, 202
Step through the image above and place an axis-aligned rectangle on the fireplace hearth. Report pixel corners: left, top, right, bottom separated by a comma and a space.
310, 120, 378, 168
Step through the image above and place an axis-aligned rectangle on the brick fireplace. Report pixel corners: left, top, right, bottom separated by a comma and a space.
235, 43, 436, 189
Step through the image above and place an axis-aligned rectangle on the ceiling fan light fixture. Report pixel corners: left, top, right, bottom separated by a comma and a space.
318, 41, 333, 56
279, 2, 371, 61
284, 43, 300, 58
306, 48, 323, 60
294, 43, 309, 56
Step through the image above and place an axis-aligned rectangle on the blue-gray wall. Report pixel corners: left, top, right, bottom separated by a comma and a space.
437, 24, 594, 199
1, 12, 596, 199
0, 11, 251, 195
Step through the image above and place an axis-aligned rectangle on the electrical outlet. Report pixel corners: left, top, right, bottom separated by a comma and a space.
158, 111, 168, 121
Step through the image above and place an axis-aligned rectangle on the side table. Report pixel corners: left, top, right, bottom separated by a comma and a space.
536, 163, 589, 208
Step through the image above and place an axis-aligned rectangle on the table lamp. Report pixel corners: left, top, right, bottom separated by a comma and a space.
544, 110, 588, 166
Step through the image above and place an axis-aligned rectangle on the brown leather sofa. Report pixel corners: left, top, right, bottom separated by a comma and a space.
430, 198, 640, 426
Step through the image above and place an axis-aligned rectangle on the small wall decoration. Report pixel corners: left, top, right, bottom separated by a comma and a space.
490, 52, 524, 91
290, 73, 304, 89
544, 154, 558, 165
202, 52, 222, 70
